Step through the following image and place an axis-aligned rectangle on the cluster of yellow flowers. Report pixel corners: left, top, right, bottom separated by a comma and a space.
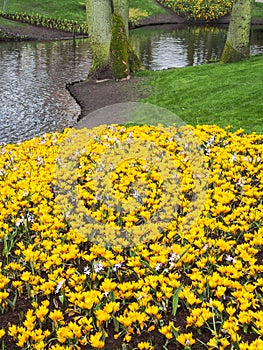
55, 124, 207, 248
157, 0, 234, 21
0, 123, 263, 349
129, 8, 149, 25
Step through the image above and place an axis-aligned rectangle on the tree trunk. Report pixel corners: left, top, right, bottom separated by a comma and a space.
112, 0, 129, 36
86, 0, 141, 80
220, 0, 254, 63
86, 0, 112, 78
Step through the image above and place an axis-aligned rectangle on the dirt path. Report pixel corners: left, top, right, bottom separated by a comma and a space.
66, 77, 150, 128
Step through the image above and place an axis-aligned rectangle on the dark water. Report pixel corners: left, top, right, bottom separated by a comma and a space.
0, 39, 91, 144
130, 24, 263, 70
0, 25, 262, 144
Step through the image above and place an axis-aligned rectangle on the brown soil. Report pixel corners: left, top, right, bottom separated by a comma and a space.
66, 77, 150, 128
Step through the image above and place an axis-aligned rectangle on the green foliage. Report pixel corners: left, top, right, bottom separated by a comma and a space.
156, 0, 234, 21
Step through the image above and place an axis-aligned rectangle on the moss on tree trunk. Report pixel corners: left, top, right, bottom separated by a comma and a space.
110, 14, 141, 80
112, 0, 129, 37
110, 14, 129, 80
86, 0, 142, 80
221, 40, 247, 63
221, 0, 254, 63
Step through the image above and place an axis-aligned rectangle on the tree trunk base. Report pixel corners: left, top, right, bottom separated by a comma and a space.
110, 13, 142, 80
88, 65, 114, 81
220, 40, 250, 63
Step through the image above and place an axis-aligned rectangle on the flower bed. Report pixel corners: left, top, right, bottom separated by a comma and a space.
157, 0, 234, 21
0, 124, 263, 349
129, 8, 149, 25
0, 26, 28, 41
0, 13, 88, 34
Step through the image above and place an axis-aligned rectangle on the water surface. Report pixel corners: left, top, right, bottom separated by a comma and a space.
0, 25, 262, 144
0, 39, 91, 144
130, 25, 263, 69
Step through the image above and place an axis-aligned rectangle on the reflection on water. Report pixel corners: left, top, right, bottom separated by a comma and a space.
0, 25, 262, 144
130, 25, 263, 70
250, 25, 263, 55
0, 39, 91, 144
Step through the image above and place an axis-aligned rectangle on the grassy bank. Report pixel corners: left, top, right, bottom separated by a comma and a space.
130, 0, 166, 17
137, 55, 263, 134
0, 0, 262, 23
0, 0, 165, 22
0, 0, 86, 22
1, 0, 262, 21
0, 15, 28, 28
252, 2, 263, 19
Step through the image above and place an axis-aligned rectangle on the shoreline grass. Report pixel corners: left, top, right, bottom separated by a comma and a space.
136, 54, 263, 134
0, 0, 86, 22
0, 0, 165, 22
1, 0, 262, 23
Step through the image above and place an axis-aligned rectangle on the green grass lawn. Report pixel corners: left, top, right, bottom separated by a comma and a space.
0, 15, 28, 28
0, 0, 86, 21
136, 55, 263, 134
0, 0, 165, 21
130, 0, 166, 16
252, 2, 263, 19
0, 0, 262, 21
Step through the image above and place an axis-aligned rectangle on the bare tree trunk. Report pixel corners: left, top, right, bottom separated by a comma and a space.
220, 0, 254, 63
86, 0, 141, 80
86, 0, 112, 78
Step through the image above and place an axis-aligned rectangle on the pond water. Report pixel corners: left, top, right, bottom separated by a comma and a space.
130, 24, 263, 69
0, 25, 262, 144
0, 39, 91, 144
